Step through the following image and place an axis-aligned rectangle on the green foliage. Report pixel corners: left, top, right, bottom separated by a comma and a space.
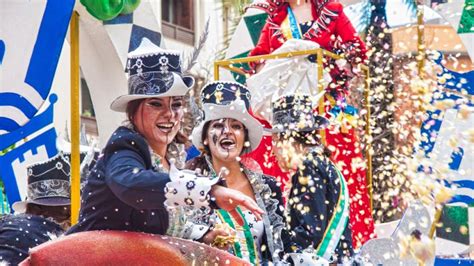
356, 0, 417, 33
354, 0, 373, 33
401, 0, 417, 13
216, 0, 250, 60
223, 0, 253, 15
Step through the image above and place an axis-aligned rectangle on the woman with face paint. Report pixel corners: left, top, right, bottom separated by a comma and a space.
67, 39, 264, 242
271, 94, 353, 264
186, 81, 288, 265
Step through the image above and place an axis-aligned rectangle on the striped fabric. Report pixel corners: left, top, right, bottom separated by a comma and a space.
0, 181, 10, 214
216, 208, 260, 265
316, 165, 350, 260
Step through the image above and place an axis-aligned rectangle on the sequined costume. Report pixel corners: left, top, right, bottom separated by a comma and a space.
67, 126, 216, 240
186, 156, 288, 265
287, 148, 353, 262
0, 214, 64, 264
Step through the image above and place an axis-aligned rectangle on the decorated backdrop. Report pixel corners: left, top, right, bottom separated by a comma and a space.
0, 0, 75, 210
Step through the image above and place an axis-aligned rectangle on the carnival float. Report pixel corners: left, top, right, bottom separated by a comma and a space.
0, 0, 472, 265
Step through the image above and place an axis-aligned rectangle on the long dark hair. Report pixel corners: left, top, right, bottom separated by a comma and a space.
26, 203, 71, 224
185, 121, 213, 174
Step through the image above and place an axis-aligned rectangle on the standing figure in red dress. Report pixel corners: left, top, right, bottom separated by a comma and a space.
244, 0, 375, 248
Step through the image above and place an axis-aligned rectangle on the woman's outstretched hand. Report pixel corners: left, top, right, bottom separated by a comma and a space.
210, 185, 264, 226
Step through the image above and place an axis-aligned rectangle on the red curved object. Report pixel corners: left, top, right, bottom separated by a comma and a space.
19, 231, 250, 265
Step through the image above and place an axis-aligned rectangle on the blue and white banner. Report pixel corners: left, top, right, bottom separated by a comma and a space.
419, 53, 474, 206
0, 0, 75, 209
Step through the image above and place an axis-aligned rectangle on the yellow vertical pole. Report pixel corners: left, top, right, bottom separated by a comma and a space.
417, 1, 425, 78
316, 49, 326, 145
70, 11, 80, 225
363, 67, 373, 213
429, 206, 443, 238
316, 49, 324, 93
214, 62, 220, 80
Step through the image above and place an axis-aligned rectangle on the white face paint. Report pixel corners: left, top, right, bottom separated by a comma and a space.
205, 118, 246, 163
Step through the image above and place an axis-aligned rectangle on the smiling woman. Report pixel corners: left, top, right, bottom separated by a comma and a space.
185, 81, 289, 265
66, 39, 264, 244
206, 118, 247, 161
126, 97, 186, 170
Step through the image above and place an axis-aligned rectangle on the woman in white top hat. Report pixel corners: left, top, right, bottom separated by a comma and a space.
186, 81, 288, 265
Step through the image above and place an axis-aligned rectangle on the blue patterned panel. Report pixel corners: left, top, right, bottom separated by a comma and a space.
419, 52, 474, 205
0, 0, 74, 210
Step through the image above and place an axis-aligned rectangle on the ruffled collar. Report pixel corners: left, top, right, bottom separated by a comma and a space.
203, 156, 285, 262
243, 169, 285, 262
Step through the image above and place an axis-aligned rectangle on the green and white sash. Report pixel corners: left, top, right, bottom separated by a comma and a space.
315, 166, 350, 260
217, 207, 260, 265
